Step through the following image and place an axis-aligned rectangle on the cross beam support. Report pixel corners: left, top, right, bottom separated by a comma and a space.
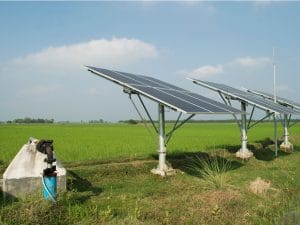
129, 94, 193, 176
236, 102, 253, 159
280, 114, 293, 151
219, 92, 281, 159
151, 104, 175, 176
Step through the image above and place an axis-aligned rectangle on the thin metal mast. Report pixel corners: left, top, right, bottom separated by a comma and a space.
273, 47, 277, 103
272, 47, 278, 155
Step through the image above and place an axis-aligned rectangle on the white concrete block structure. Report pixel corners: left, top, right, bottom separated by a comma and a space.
2, 138, 66, 198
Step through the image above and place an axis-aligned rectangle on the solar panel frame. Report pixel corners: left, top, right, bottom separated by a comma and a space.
246, 89, 300, 110
189, 78, 299, 115
86, 66, 241, 114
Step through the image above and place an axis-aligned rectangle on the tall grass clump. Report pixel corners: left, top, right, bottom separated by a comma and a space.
187, 152, 232, 189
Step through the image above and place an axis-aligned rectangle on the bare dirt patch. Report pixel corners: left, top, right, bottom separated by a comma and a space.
249, 177, 277, 194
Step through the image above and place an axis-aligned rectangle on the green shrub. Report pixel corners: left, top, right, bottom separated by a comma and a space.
187, 152, 232, 189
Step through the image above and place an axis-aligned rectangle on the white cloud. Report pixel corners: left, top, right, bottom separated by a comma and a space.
230, 56, 271, 68
189, 65, 224, 78
184, 56, 271, 79
9, 37, 158, 69
0, 37, 159, 121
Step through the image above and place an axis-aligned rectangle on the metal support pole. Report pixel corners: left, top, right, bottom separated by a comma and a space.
273, 113, 278, 157
280, 114, 293, 151
283, 114, 289, 145
151, 104, 174, 176
158, 104, 166, 171
241, 102, 248, 151
236, 102, 253, 159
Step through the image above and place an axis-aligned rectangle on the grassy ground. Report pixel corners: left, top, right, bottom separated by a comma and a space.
1, 123, 300, 224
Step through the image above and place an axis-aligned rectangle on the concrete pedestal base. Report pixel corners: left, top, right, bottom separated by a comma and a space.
280, 142, 294, 151
236, 149, 253, 159
2, 138, 66, 198
151, 166, 176, 177
3, 176, 66, 198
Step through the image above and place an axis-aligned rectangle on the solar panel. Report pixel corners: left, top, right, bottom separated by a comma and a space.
246, 89, 300, 110
189, 79, 299, 115
86, 66, 241, 114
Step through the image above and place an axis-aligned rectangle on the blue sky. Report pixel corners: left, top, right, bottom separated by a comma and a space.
1, 1, 300, 122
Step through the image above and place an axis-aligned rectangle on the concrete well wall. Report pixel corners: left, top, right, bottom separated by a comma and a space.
2, 139, 66, 198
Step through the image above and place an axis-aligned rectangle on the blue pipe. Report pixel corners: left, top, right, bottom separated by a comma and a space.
42, 175, 57, 202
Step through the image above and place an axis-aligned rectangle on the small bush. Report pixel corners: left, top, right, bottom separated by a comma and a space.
187, 152, 232, 189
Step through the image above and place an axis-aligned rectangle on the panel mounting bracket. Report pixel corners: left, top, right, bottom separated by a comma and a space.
123, 87, 138, 95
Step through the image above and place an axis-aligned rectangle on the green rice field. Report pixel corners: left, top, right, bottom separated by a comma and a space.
1, 122, 300, 225
0, 122, 293, 164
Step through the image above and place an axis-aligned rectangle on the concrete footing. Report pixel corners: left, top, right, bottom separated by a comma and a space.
151, 165, 176, 177
3, 176, 66, 198
236, 149, 253, 159
2, 138, 66, 198
280, 142, 294, 151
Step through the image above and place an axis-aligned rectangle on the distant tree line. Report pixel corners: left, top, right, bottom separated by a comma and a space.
119, 119, 139, 125
2, 118, 300, 124
6, 117, 54, 124
88, 119, 105, 124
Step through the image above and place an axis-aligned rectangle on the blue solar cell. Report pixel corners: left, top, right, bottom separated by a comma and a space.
115, 71, 185, 90
158, 89, 234, 113
130, 85, 211, 113
139, 76, 186, 91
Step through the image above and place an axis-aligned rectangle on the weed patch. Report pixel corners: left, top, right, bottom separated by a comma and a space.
186, 151, 233, 189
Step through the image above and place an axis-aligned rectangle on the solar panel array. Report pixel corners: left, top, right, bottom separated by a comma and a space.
246, 89, 300, 110
189, 79, 298, 115
86, 66, 241, 114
